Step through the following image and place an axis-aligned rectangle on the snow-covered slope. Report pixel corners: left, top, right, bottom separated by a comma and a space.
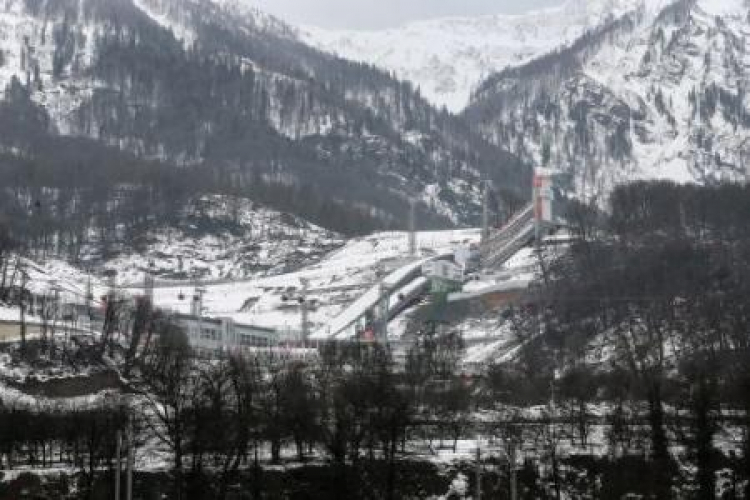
7, 223, 545, 366
0, 0, 100, 135
467, 0, 750, 195
132, 0, 297, 47
89, 195, 343, 285
144, 228, 481, 334
0, 0, 301, 140
7, 225, 481, 343
302, 0, 659, 112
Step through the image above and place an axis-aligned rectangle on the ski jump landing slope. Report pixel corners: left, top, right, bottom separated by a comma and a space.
311, 253, 451, 340
482, 203, 536, 269
313, 203, 544, 341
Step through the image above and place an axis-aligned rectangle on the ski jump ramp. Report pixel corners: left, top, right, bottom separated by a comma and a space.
481, 203, 537, 269
312, 201, 544, 341
310, 254, 451, 340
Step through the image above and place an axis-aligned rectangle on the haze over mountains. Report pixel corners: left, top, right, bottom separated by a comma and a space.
304, 0, 662, 112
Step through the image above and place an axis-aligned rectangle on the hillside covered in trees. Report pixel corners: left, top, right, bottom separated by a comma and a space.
0, 181, 749, 499
0, 0, 530, 263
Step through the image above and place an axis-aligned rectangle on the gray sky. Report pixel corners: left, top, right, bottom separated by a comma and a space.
251, 0, 564, 30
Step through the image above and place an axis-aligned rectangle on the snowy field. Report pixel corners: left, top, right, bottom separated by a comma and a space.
144, 228, 481, 335
88, 195, 344, 285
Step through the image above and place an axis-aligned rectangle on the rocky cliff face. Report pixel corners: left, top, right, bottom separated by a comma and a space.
466, 0, 750, 198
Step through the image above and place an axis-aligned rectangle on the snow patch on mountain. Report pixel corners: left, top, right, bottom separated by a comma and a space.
697, 0, 748, 16
132, 0, 197, 46
206, 0, 294, 36
133, 0, 295, 44
0, 1, 104, 135
83, 195, 343, 285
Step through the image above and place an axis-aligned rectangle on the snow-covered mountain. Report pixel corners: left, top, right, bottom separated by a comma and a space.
466, 0, 750, 196
0, 0, 530, 241
302, 0, 664, 112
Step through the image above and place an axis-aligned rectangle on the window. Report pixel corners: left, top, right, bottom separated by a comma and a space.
200, 327, 223, 341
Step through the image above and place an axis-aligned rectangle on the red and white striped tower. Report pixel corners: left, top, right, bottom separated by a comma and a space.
533, 169, 554, 243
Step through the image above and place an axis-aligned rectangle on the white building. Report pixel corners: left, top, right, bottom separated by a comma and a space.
175, 313, 277, 356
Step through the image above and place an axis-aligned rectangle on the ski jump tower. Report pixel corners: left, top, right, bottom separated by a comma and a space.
480, 169, 558, 269
533, 168, 555, 239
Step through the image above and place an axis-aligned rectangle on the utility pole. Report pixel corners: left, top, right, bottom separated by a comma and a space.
281, 280, 310, 345
475, 437, 482, 500
191, 280, 205, 344
510, 439, 518, 500
300, 278, 309, 345
51, 286, 61, 350
19, 268, 28, 353
115, 429, 122, 500
408, 199, 417, 256
378, 282, 390, 345
85, 274, 93, 311
533, 172, 542, 249
53, 286, 60, 309
143, 269, 154, 307
126, 413, 134, 500
481, 181, 491, 243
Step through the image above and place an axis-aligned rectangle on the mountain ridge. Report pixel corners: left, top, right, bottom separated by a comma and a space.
302, 0, 671, 112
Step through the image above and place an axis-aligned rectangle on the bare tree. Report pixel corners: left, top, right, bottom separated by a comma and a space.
138, 321, 195, 500
18, 266, 29, 356
124, 297, 153, 377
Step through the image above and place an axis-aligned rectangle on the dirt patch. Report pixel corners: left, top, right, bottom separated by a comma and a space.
8, 370, 123, 398
0, 322, 42, 342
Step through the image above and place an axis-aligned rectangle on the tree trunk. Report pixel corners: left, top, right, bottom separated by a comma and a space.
271, 437, 281, 465
648, 383, 669, 462
174, 440, 184, 500
648, 383, 672, 499
19, 297, 27, 355
694, 389, 716, 500
295, 437, 304, 462
386, 418, 399, 500
252, 444, 263, 500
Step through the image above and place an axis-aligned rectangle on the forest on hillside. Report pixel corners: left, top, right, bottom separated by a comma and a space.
0, 181, 749, 499
0, 0, 531, 240
0, 77, 392, 265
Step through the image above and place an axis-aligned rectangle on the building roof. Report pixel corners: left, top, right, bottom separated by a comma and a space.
173, 313, 276, 334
